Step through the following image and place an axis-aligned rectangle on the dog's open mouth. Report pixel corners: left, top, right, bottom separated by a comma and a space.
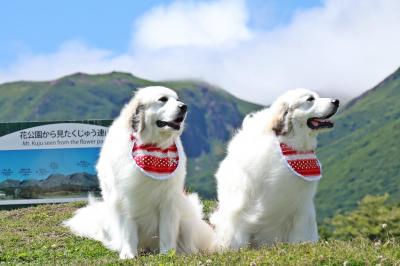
156, 116, 185, 131
307, 112, 336, 130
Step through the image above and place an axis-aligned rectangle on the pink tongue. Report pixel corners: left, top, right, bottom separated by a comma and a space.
312, 120, 319, 127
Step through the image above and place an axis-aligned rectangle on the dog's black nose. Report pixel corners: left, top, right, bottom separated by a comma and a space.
179, 104, 187, 113
332, 99, 340, 106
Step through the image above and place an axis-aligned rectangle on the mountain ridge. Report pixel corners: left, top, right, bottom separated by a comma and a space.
344, 66, 400, 110
0, 71, 262, 198
1, 69, 399, 220
0, 172, 98, 199
316, 66, 400, 219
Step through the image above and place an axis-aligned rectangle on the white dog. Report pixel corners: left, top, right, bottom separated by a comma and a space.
64, 86, 215, 259
210, 89, 339, 249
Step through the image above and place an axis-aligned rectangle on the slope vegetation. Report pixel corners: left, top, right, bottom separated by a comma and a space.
316, 67, 400, 219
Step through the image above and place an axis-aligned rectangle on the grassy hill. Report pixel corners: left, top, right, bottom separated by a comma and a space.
0, 202, 399, 265
316, 67, 400, 220
0, 72, 262, 198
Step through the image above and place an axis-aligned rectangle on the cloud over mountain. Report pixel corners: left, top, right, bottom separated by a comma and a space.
1, 0, 400, 104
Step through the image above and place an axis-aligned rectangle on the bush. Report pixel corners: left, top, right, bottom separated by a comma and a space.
321, 194, 400, 241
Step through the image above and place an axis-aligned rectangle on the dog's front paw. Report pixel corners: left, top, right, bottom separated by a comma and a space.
119, 247, 137, 259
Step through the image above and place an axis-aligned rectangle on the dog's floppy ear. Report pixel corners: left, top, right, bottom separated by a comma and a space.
131, 100, 145, 133
270, 102, 291, 136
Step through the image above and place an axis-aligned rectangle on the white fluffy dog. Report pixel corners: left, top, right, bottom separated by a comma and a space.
211, 89, 339, 249
64, 86, 215, 259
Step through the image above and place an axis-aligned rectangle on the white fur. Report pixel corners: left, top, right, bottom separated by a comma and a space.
64, 86, 215, 259
211, 89, 339, 250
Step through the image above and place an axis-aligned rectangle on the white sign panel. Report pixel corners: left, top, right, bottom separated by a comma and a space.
0, 121, 110, 201
0, 123, 107, 150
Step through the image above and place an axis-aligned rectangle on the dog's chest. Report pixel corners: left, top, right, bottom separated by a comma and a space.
248, 150, 318, 219
123, 170, 179, 203
119, 173, 175, 238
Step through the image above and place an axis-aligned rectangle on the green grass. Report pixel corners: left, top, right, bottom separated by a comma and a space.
1, 203, 400, 265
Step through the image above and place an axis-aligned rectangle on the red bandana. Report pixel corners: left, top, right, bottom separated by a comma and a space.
279, 143, 322, 181
130, 135, 179, 180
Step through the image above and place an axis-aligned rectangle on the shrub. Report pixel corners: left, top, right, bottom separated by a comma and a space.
321, 194, 400, 241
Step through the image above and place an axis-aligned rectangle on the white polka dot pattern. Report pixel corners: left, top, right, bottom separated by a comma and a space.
130, 135, 179, 180
280, 143, 322, 181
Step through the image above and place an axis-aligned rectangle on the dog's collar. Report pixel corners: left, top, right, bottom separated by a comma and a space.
279, 142, 322, 181
130, 134, 180, 180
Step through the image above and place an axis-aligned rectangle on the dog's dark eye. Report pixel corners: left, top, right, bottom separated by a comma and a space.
306, 96, 315, 102
158, 96, 168, 103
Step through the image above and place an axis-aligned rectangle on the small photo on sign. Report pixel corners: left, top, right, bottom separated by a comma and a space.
0, 120, 111, 201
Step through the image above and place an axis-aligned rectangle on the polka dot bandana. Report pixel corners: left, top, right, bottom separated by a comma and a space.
130, 135, 179, 180
279, 143, 322, 181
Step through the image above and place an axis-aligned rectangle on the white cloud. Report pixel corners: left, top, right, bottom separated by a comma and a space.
133, 0, 251, 50
0, 41, 137, 82
1, 0, 400, 105
131, 0, 400, 103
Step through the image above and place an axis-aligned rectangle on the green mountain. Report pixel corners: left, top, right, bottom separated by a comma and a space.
1, 68, 399, 220
316, 67, 400, 220
0, 72, 262, 198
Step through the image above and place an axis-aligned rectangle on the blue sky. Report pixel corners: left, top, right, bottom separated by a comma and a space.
0, 0, 321, 66
0, 0, 399, 104
0, 0, 156, 66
